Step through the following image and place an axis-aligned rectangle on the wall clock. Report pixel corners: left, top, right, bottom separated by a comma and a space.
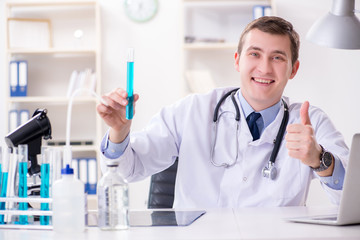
124, 0, 159, 23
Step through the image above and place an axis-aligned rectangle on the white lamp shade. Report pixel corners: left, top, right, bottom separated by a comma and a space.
306, 0, 360, 49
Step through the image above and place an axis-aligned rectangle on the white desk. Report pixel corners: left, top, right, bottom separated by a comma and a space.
0, 207, 359, 240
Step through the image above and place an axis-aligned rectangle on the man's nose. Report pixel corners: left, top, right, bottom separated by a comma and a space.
257, 58, 272, 74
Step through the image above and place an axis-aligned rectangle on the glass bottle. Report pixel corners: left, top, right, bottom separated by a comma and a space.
97, 162, 129, 230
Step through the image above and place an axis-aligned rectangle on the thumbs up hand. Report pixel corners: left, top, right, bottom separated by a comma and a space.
285, 101, 323, 169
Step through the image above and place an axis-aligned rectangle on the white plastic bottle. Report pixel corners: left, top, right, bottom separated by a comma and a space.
52, 164, 85, 233
97, 161, 129, 230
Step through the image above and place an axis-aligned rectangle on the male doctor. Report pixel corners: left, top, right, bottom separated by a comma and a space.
97, 16, 348, 208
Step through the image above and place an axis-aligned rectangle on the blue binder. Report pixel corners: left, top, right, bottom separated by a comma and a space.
9, 60, 27, 97
87, 158, 97, 195
253, 5, 272, 19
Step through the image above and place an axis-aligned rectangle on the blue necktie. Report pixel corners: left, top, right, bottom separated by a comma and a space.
246, 112, 261, 141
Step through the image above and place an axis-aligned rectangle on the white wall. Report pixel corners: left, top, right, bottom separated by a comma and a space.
0, 0, 6, 148
0, 0, 358, 208
99, 0, 183, 208
274, 0, 360, 206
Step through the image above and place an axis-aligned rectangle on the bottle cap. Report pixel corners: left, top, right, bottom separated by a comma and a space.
61, 164, 74, 174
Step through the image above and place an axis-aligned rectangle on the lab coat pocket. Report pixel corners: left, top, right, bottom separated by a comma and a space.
212, 111, 238, 165
266, 158, 303, 205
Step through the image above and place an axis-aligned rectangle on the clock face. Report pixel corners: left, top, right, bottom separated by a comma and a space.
124, 0, 159, 23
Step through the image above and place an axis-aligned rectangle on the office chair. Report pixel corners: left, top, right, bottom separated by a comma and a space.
147, 159, 178, 209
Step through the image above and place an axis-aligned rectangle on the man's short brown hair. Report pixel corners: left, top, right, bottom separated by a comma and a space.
237, 16, 300, 66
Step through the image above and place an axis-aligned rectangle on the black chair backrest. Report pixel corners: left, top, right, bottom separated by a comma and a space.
147, 159, 178, 209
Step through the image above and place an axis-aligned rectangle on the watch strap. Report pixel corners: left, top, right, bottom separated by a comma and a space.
310, 145, 332, 172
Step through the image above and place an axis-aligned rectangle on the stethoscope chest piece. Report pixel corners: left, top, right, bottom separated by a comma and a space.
262, 161, 277, 180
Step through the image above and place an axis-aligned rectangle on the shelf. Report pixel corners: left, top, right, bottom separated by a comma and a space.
70, 145, 98, 152
8, 48, 97, 55
8, 96, 98, 104
184, 0, 269, 7
184, 42, 238, 50
6, 1, 97, 8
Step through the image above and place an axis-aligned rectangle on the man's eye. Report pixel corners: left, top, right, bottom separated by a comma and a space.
250, 52, 258, 57
273, 56, 284, 61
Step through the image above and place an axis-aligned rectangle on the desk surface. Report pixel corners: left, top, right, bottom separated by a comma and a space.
1, 206, 359, 240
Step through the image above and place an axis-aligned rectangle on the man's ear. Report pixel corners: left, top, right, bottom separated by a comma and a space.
289, 60, 300, 79
234, 52, 240, 72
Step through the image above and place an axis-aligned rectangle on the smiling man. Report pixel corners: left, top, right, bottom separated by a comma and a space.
97, 16, 348, 208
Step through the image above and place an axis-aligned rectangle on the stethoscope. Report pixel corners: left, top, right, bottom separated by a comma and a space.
210, 88, 289, 180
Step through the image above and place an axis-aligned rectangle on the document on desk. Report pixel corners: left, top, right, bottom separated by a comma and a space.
129, 210, 206, 227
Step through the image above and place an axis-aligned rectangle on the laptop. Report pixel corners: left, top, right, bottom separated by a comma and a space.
287, 133, 360, 226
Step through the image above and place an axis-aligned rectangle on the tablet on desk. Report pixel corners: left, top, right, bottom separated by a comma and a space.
129, 210, 206, 227
87, 210, 206, 227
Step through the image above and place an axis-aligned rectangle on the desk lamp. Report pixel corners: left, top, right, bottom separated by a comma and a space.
306, 0, 360, 49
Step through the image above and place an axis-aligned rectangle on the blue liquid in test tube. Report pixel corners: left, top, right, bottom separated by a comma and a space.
0, 147, 9, 224
0, 172, 8, 224
126, 48, 134, 120
40, 163, 50, 225
18, 145, 28, 225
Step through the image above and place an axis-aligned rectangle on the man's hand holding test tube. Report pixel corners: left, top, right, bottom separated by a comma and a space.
96, 48, 139, 144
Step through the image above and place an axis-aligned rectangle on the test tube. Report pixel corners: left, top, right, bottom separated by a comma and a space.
126, 48, 134, 120
0, 147, 9, 224
0, 147, 2, 191
18, 144, 28, 225
40, 147, 50, 225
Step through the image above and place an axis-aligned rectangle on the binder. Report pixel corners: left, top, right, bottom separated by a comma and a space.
8, 109, 30, 133
18, 61, 28, 96
66, 70, 78, 98
253, 5, 272, 19
71, 158, 79, 180
19, 110, 30, 126
9, 60, 28, 97
66, 69, 96, 97
264, 6, 272, 16
8, 110, 18, 133
87, 158, 97, 195
9, 61, 18, 97
78, 158, 88, 193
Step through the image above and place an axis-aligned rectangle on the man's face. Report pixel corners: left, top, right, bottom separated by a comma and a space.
234, 29, 299, 111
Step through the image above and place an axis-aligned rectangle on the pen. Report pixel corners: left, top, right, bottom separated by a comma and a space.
126, 48, 134, 120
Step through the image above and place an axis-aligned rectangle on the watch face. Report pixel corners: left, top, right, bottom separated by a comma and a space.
124, 0, 158, 22
323, 152, 333, 167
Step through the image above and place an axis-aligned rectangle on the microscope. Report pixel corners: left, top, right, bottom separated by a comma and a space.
5, 108, 52, 196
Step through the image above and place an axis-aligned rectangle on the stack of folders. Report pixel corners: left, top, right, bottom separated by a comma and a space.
9, 60, 28, 97
8, 109, 30, 133
71, 158, 97, 195
253, 5, 272, 19
67, 69, 96, 97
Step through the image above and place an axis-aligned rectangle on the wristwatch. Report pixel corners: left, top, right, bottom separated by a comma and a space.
311, 145, 333, 172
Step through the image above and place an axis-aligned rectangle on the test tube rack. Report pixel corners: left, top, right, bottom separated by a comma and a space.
0, 197, 53, 230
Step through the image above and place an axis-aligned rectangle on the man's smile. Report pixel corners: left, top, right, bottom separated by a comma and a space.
252, 77, 275, 84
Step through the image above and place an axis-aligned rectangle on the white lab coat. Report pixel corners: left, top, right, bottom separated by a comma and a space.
101, 87, 349, 208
